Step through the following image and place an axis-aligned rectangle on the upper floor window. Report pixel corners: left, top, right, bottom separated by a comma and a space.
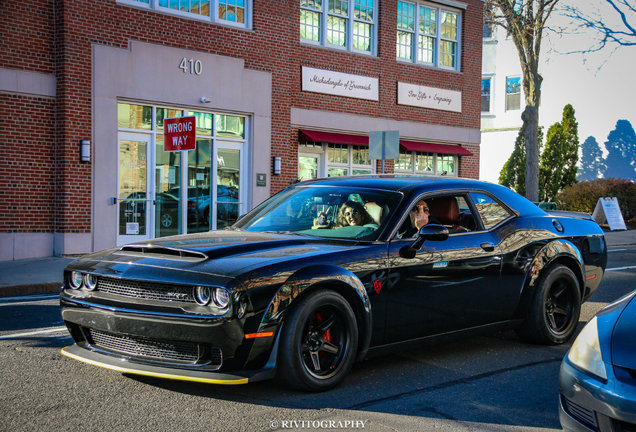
396, 1, 461, 71
121, 0, 250, 28
506, 76, 521, 111
481, 77, 492, 113
300, 0, 377, 55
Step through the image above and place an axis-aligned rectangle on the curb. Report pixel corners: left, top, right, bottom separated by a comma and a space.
0, 283, 62, 297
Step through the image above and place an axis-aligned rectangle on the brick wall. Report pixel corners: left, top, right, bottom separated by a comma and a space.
0, 94, 57, 232
2, 0, 482, 234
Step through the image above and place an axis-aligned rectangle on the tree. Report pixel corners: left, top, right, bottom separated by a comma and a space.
578, 136, 605, 181
564, 0, 636, 54
485, 0, 560, 201
499, 125, 544, 197
538, 105, 579, 202
603, 119, 636, 180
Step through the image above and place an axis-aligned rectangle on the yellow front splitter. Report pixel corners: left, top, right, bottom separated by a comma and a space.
61, 345, 252, 385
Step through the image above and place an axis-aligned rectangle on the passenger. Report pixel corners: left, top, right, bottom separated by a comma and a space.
335, 201, 375, 227
400, 200, 440, 237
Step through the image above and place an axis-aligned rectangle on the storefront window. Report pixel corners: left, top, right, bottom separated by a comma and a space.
396, 151, 456, 176
299, 142, 373, 177
156, 108, 183, 132
189, 112, 213, 136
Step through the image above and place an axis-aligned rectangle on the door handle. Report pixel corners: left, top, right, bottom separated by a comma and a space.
480, 242, 495, 252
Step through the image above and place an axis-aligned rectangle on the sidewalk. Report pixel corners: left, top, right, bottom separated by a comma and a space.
1, 229, 635, 297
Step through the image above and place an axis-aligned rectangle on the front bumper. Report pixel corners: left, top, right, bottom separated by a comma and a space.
559, 355, 636, 432
61, 344, 276, 384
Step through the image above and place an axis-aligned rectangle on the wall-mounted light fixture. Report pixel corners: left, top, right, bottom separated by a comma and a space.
273, 156, 282, 175
80, 140, 91, 162
200, 97, 211, 103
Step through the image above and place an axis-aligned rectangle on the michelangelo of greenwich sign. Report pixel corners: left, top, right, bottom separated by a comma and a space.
397, 82, 462, 113
302, 66, 379, 101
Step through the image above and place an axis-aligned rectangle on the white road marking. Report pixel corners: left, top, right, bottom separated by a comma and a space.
606, 266, 636, 272
0, 294, 60, 303
0, 326, 68, 340
608, 249, 627, 252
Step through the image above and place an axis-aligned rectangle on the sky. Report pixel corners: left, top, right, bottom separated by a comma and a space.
534, 0, 635, 156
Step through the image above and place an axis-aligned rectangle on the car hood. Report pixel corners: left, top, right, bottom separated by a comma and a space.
611, 293, 636, 369
70, 230, 358, 282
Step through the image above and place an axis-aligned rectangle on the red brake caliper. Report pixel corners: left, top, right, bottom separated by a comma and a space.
315, 312, 331, 342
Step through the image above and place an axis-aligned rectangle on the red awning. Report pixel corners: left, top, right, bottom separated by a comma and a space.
299, 129, 368, 146
400, 140, 473, 156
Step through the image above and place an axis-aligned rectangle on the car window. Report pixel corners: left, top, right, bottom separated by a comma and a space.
396, 193, 479, 238
235, 186, 403, 241
470, 192, 512, 229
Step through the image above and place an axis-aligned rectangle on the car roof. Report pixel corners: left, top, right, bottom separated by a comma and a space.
293, 175, 545, 217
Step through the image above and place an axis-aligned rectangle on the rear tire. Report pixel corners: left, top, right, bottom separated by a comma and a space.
275, 290, 358, 392
515, 264, 581, 345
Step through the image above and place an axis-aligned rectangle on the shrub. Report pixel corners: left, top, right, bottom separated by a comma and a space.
555, 178, 636, 222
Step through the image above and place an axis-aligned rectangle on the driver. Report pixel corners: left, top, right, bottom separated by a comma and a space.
400, 200, 439, 237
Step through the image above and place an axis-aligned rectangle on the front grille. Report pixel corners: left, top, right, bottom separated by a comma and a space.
97, 276, 195, 303
562, 396, 598, 431
619, 420, 636, 432
88, 329, 201, 363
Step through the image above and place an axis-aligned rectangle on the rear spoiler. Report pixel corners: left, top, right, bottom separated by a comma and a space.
545, 210, 594, 221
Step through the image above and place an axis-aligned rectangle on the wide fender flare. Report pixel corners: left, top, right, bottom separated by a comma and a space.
259, 264, 372, 361
514, 239, 585, 318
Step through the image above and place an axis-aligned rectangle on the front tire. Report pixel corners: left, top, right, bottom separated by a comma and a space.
275, 290, 358, 392
516, 264, 581, 345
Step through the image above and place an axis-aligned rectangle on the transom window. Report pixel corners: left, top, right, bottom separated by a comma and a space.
300, 0, 377, 55
121, 0, 251, 28
395, 151, 456, 176
397, 1, 461, 70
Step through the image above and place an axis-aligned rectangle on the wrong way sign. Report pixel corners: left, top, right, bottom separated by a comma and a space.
164, 116, 196, 152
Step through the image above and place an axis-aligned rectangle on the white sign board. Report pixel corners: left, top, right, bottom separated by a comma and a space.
302, 66, 379, 101
592, 197, 627, 231
397, 82, 462, 113
126, 222, 140, 235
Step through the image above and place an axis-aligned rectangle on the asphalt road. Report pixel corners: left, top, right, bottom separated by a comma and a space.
1, 246, 635, 432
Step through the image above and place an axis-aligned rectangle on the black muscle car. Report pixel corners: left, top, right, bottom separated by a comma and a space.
60, 176, 607, 392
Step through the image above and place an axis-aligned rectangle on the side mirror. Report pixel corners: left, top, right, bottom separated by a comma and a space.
399, 224, 449, 259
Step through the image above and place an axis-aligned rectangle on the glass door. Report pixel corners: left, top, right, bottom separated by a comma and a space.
214, 143, 243, 230
154, 135, 182, 238
187, 139, 212, 233
299, 153, 321, 180
117, 133, 151, 245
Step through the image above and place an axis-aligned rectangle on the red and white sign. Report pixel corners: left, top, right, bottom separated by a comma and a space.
163, 116, 196, 152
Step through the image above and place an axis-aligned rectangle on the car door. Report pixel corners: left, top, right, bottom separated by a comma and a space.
383, 193, 511, 344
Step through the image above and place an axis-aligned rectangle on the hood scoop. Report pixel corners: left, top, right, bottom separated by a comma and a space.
116, 245, 208, 262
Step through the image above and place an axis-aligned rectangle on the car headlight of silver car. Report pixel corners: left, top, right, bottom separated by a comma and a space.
567, 316, 607, 380
70, 271, 84, 289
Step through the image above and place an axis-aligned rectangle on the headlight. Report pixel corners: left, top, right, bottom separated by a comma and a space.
69, 271, 84, 289
568, 316, 607, 380
213, 288, 230, 308
84, 274, 98, 291
194, 286, 211, 306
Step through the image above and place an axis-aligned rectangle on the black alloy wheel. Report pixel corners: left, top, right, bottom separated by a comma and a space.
516, 264, 581, 345
275, 290, 358, 392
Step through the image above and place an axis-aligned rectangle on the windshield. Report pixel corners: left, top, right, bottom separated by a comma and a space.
234, 186, 403, 241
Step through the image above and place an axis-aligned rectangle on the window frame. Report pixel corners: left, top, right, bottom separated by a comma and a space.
481, 76, 493, 114
300, 0, 378, 56
396, 0, 462, 71
118, 0, 252, 29
298, 142, 376, 177
505, 75, 522, 112
394, 151, 457, 176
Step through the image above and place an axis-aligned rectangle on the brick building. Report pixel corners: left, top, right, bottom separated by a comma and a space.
0, 0, 483, 261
